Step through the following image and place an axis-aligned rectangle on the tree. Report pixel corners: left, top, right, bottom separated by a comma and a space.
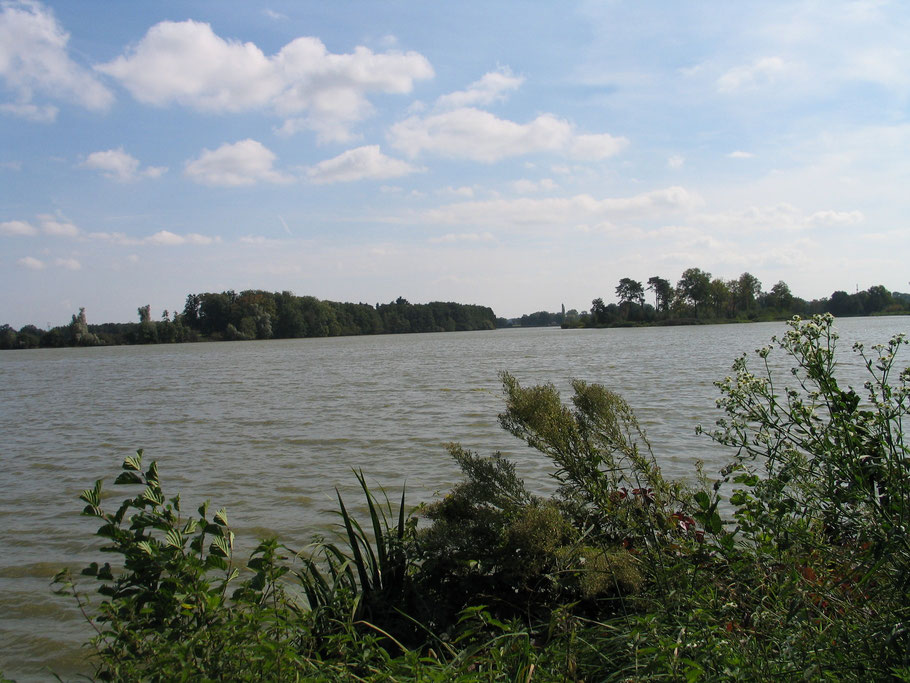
765, 281, 793, 311
707, 278, 731, 318
676, 268, 711, 318
590, 298, 607, 326
615, 278, 645, 318
733, 272, 762, 315
647, 276, 673, 315
69, 307, 100, 346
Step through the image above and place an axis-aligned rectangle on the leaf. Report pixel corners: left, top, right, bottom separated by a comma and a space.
114, 471, 143, 486
165, 528, 184, 549
694, 491, 711, 511
211, 534, 231, 557
123, 452, 142, 471
214, 508, 228, 527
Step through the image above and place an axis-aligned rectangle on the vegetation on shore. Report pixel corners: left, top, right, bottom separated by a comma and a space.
497, 269, 909, 328
0, 292, 495, 349
49, 314, 910, 681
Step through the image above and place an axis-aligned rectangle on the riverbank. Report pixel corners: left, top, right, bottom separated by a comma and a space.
33, 316, 910, 680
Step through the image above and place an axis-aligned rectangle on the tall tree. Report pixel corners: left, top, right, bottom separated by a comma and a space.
590, 298, 607, 325
615, 278, 645, 319
676, 268, 711, 318
647, 276, 673, 314
734, 272, 762, 315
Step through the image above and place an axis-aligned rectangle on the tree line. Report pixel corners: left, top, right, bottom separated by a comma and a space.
0, 291, 496, 349
498, 268, 909, 328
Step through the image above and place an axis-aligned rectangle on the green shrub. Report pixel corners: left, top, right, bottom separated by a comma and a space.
55, 314, 908, 681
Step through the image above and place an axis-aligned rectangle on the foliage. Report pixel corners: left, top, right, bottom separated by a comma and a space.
54, 314, 910, 680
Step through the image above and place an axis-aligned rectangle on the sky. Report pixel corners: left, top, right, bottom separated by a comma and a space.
1, 0, 909, 327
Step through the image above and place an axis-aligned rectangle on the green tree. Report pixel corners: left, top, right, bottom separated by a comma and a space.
676, 268, 711, 318
733, 272, 762, 316
647, 276, 673, 315
765, 280, 793, 311
590, 297, 607, 325
616, 278, 645, 319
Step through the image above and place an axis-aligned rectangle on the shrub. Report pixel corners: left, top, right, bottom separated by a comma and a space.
54, 314, 909, 681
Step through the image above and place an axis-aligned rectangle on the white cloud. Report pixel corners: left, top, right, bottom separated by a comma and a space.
17, 256, 44, 270
184, 139, 292, 187
429, 232, 495, 244
717, 57, 787, 93
420, 186, 701, 230
694, 204, 864, 233
806, 210, 864, 226
437, 185, 475, 198
54, 256, 80, 270
389, 108, 628, 162
569, 134, 629, 161
305, 145, 421, 184
39, 214, 79, 237
96, 19, 433, 142
146, 230, 217, 246
81, 148, 167, 182
728, 150, 754, 159
436, 67, 524, 109
88, 230, 219, 246
667, 155, 685, 169
0, 101, 57, 121
0, 0, 113, 120
511, 178, 557, 194
1, 219, 37, 236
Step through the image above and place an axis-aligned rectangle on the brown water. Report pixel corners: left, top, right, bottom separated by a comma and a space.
1, 317, 906, 680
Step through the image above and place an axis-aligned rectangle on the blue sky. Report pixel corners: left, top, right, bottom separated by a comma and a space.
1, 0, 908, 327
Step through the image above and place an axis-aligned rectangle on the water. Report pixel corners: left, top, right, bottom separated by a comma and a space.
1, 316, 906, 680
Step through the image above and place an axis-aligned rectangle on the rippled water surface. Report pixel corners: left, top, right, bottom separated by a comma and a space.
1, 317, 906, 679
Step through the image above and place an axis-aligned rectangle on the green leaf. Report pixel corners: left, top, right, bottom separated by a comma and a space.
694, 491, 711, 511
164, 528, 184, 549
214, 508, 228, 526
114, 471, 143, 486
123, 452, 142, 471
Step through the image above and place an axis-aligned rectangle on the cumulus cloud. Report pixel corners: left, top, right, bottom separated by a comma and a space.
420, 186, 700, 229
0, 0, 113, 120
145, 230, 217, 246
81, 148, 167, 182
806, 210, 864, 226
436, 67, 524, 109
305, 145, 421, 184
389, 108, 628, 162
54, 256, 80, 270
511, 178, 557, 194
96, 19, 433, 142
717, 57, 787, 93
694, 204, 864, 233
90, 230, 219, 246
437, 185, 476, 198
17, 255, 44, 269
184, 139, 292, 187
429, 232, 495, 244
0, 101, 57, 121
1, 219, 37, 236
39, 214, 79, 237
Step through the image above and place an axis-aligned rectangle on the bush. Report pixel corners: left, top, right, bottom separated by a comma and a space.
55, 314, 909, 681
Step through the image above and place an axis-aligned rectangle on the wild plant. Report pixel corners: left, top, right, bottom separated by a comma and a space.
54, 451, 308, 680
703, 313, 910, 677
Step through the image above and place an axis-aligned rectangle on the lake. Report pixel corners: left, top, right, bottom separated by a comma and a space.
1, 316, 907, 680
